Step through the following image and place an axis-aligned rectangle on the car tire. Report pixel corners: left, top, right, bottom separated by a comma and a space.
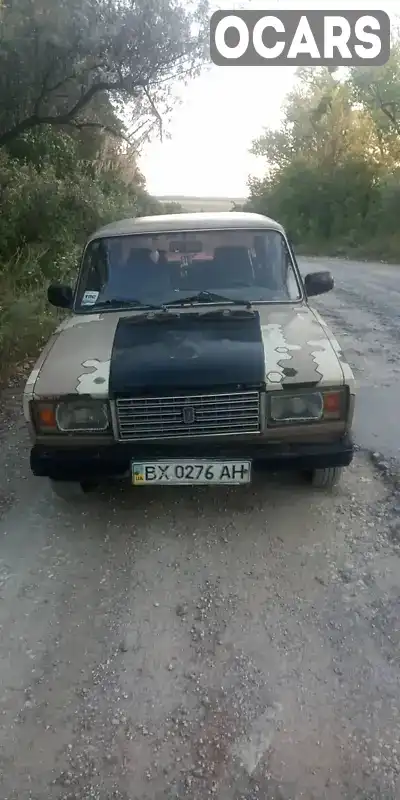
49, 479, 93, 501
310, 466, 343, 489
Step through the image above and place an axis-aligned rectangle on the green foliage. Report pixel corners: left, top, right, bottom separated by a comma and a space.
350, 42, 400, 139
0, 0, 208, 381
0, 0, 209, 147
0, 249, 66, 376
0, 134, 167, 376
246, 54, 400, 262
0, 140, 163, 274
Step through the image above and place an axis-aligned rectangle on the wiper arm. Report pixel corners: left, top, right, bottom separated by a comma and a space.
93, 298, 165, 310
162, 291, 252, 309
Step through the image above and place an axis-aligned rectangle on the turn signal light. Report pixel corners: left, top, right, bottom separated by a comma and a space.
35, 404, 57, 429
323, 391, 342, 418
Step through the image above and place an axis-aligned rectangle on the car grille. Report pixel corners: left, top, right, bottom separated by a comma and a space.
115, 391, 261, 441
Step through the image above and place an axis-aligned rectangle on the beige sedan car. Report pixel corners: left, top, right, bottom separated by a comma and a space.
23, 212, 355, 500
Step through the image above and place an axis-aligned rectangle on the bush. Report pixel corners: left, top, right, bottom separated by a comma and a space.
0, 141, 165, 383
246, 156, 400, 262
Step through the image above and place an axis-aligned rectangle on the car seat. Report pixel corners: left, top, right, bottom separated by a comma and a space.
128, 247, 171, 295
211, 246, 254, 288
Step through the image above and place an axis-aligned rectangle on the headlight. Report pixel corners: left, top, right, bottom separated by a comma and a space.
269, 390, 344, 425
56, 400, 109, 431
32, 399, 110, 433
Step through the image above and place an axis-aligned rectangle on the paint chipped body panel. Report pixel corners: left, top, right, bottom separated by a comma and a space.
25, 304, 353, 406
258, 306, 348, 390
23, 330, 62, 426
29, 312, 118, 400
310, 308, 356, 392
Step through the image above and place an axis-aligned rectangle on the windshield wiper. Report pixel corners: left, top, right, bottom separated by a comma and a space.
162, 291, 252, 309
92, 298, 165, 310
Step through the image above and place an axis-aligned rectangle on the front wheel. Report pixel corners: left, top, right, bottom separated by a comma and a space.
309, 466, 344, 489
49, 479, 95, 501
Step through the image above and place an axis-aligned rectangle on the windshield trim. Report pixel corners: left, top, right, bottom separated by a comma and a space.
72, 226, 304, 313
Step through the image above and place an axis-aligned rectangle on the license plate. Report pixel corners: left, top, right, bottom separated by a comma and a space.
131, 459, 251, 485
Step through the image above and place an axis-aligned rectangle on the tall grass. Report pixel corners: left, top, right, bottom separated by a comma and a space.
0, 246, 77, 383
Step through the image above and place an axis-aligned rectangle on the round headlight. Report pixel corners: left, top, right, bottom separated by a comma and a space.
55, 400, 109, 432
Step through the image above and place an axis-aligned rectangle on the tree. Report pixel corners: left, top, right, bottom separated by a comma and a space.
0, 0, 208, 373
245, 60, 400, 257
349, 42, 400, 166
0, 0, 209, 148
250, 68, 381, 175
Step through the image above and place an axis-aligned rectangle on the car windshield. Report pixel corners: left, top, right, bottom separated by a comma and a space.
74, 228, 301, 311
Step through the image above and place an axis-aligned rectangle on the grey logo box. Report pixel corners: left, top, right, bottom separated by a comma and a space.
210, 10, 391, 66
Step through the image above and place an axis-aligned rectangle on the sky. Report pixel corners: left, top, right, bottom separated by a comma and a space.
138, 0, 397, 198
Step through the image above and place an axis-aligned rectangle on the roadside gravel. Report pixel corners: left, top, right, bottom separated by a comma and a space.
0, 255, 399, 799
0, 383, 399, 799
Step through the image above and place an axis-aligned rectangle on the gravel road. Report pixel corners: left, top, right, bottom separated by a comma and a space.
300, 256, 400, 464
0, 256, 399, 800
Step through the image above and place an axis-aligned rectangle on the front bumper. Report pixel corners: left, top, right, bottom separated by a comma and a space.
30, 435, 354, 482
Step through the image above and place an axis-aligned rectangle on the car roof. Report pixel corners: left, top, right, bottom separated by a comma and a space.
88, 211, 284, 241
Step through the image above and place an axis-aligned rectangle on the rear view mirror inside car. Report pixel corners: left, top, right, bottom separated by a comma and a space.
169, 240, 203, 253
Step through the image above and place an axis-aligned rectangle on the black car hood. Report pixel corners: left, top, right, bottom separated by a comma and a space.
109, 310, 266, 394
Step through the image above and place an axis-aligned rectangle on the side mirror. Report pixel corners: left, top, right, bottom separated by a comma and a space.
304, 271, 334, 297
47, 284, 73, 309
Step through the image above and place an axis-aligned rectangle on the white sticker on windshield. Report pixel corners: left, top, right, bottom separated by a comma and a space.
82, 290, 99, 306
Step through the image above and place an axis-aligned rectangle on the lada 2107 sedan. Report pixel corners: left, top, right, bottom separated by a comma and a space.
23, 212, 356, 500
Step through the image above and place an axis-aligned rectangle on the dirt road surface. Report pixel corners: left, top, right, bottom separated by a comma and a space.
301, 256, 400, 463
0, 256, 399, 800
